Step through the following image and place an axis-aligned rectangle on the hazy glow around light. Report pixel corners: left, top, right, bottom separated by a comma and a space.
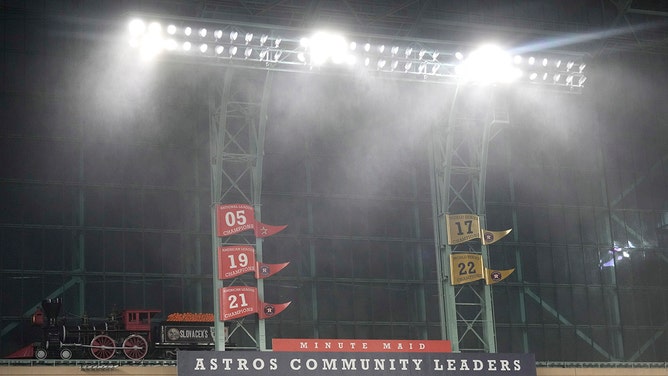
307, 31, 349, 66
455, 44, 522, 84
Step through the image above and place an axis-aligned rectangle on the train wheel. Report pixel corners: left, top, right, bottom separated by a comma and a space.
90, 334, 116, 360
34, 347, 47, 360
60, 348, 72, 360
122, 334, 148, 360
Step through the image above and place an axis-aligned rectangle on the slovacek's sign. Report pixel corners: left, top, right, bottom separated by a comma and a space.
178, 351, 536, 376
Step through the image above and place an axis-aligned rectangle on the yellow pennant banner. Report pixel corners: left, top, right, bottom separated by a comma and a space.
485, 268, 515, 285
450, 253, 484, 285
450, 254, 516, 285
481, 229, 512, 245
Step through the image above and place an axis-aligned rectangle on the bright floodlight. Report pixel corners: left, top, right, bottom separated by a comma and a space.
129, 19, 146, 36
455, 44, 522, 84
306, 31, 349, 66
128, 19, 166, 61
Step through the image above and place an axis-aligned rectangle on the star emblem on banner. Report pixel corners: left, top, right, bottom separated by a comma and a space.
263, 305, 275, 316
260, 265, 270, 276
484, 232, 494, 243
258, 226, 269, 236
490, 271, 502, 281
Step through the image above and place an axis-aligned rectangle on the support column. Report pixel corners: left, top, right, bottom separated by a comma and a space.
430, 87, 508, 352
209, 68, 273, 351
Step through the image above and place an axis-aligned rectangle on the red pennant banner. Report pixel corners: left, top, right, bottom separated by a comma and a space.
255, 262, 290, 279
258, 301, 291, 319
220, 286, 291, 321
218, 246, 290, 280
216, 204, 287, 238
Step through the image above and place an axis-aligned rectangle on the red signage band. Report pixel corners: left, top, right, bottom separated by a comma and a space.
272, 339, 451, 353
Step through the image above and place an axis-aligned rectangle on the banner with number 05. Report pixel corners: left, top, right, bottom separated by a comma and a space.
216, 204, 287, 238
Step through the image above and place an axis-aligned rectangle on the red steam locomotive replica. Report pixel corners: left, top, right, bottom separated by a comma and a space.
7, 298, 224, 361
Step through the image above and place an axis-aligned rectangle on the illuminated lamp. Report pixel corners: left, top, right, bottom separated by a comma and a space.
229, 46, 238, 56
378, 45, 385, 53
431, 64, 439, 74
274, 38, 281, 48
214, 30, 223, 40
579, 64, 586, 73
364, 43, 371, 52
260, 34, 268, 46
529, 72, 538, 80
391, 46, 399, 55
542, 72, 548, 80
542, 58, 548, 66
406, 47, 413, 57
419, 49, 426, 59
364, 57, 370, 66
432, 51, 440, 60
404, 61, 412, 71
391, 60, 398, 70
200, 44, 208, 53
167, 24, 177, 35
349, 41, 357, 50
245, 33, 253, 44
307, 31, 348, 66
199, 28, 207, 37
528, 56, 535, 65
455, 51, 464, 60
184, 27, 192, 36
513, 55, 521, 64
578, 76, 587, 86
377, 59, 386, 68
300, 37, 309, 48
553, 73, 561, 82
297, 52, 306, 62
183, 41, 192, 51
566, 75, 573, 84
230, 31, 238, 41
566, 61, 574, 71
455, 44, 521, 84
244, 47, 252, 58
555, 59, 562, 68
129, 19, 146, 36
215, 45, 224, 55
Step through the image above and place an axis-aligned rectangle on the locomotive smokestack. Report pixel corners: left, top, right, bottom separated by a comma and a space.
41, 298, 62, 326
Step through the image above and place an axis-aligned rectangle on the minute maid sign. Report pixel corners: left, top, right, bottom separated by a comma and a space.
178, 351, 536, 376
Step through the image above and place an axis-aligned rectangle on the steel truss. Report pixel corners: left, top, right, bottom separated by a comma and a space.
429, 86, 509, 352
209, 68, 274, 350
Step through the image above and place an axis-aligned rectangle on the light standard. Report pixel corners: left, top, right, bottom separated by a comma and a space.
126, 16, 587, 352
